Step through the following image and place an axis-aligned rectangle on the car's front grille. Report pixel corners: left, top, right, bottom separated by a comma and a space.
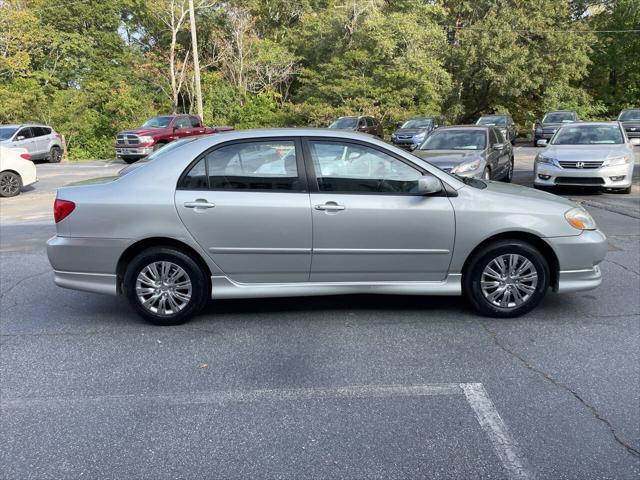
558, 161, 603, 169
555, 177, 605, 185
116, 134, 140, 145
624, 127, 640, 137
397, 135, 413, 139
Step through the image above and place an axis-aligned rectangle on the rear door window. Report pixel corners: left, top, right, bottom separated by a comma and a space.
190, 116, 201, 128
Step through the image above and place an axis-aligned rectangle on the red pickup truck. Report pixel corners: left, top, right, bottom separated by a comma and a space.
115, 114, 233, 163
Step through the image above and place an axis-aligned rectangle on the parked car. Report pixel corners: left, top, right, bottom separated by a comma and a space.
391, 117, 443, 148
617, 108, 640, 145
534, 122, 634, 194
412, 126, 514, 181
534, 111, 579, 146
0, 124, 63, 163
115, 114, 234, 164
328, 116, 383, 138
0, 146, 37, 197
47, 129, 606, 325
476, 115, 517, 145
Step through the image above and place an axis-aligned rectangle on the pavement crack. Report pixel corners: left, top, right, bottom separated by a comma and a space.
476, 319, 640, 459
606, 259, 640, 276
0, 269, 51, 301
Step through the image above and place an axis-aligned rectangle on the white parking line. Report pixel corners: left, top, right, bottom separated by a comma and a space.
1, 382, 533, 479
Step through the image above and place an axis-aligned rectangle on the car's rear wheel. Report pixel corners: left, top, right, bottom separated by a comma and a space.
123, 247, 209, 325
0, 171, 22, 197
463, 240, 550, 318
48, 146, 62, 163
123, 158, 137, 164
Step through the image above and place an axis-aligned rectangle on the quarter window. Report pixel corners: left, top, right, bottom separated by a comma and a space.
308, 141, 422, 194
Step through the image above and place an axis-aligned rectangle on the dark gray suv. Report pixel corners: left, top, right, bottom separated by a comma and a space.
534, 111, 579, 147
476, 115, 517, 145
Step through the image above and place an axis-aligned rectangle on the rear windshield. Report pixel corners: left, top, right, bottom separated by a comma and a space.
618, 110, 640, 122
420, 130, 486, 150
0, 127, 18, 141
542, 112, 575, 123
329, 118, 358, 129
477, 116, 507, 126
551, 125, 624, 145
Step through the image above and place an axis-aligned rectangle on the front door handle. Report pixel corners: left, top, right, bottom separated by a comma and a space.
184, 200, 216, 209
314, 203, 345, 212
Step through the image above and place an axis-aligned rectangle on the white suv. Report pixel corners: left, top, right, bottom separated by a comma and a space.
0, 124, 63, 163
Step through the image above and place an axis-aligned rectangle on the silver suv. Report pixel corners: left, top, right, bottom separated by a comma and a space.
0, 124, 63, 162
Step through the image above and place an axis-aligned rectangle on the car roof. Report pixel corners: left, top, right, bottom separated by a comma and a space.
436, 125, 490, 131
544, 110, 577, 114
479, 114, 510, 118
557, 121, 620, 127
2, 123, 50, 128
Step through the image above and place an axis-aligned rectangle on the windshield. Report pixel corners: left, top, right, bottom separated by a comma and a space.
329, 118, 358, 129
551, 125, 624, 145
142, 116, 174, 128
0, 127, 18, 141
477, 116, 507, 126
618, 110, 640, 122
542, 112, 575, 123
401, 119, 432, 129
420, 130, 486, 150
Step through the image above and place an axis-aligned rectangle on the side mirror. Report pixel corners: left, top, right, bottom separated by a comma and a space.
537, 139, 548, 147
417, 175, 442, 195
16, 135, 25, 141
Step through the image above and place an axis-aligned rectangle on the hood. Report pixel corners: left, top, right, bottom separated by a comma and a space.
482, 180, 575, 207
543, 144, 627, 162
620, 121, 640, 128
539, 122, 567, 129
394, 128, 430, 136
413, 149, 482, 170
118, 127, 167, 136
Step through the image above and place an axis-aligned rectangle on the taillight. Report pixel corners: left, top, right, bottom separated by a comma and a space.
20, 153, 31, 161
54, 199, 75, 223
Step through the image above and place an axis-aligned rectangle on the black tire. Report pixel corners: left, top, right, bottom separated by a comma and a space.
482, 167, 491, 181
123, 158, 137, 164
613, 186, 632, 194
502, 157, 514, 183
48, 146, 62, 163
123, 247, 209, 325
0, 171, 22, 197
463, 240, 550, 318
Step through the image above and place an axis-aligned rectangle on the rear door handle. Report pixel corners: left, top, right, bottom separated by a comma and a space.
314, 203, 345, 211
184, 200, 216, 209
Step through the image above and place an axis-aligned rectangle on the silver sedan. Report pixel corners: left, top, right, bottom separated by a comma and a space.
534, 122, 635, 193
47, 129, 607, 325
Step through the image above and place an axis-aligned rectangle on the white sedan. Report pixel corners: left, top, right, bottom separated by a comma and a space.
0, 145, 37, 197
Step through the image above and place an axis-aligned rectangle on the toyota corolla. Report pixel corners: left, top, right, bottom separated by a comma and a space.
47, 129, 607, 325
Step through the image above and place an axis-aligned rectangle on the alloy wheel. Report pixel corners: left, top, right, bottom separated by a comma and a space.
480, 254, 538, 309
0, 173, 20, 197
135, 261, 193, 316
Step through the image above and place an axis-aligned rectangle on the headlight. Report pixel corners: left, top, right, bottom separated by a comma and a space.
451, 159, 481, 174
565, 207, 597, 231
536, 154, 556, 166
604, 155, 631, 166
414, 132, 426, 141
138, 135, 154, 144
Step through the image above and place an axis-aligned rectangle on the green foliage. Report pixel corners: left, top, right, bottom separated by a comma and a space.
0, 0, 637, 158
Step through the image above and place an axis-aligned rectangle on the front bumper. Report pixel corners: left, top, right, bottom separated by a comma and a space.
545, 229, 607, 293
115, 146, 154, 158
534, 162, 633, 189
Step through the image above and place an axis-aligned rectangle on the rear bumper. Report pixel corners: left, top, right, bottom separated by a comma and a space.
53, 270, 117, 295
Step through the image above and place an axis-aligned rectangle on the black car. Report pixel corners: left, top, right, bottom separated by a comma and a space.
476, 115, 517, 145
617, 108, 640, 145
391, 117, 443, 149
533, 111, 579, 147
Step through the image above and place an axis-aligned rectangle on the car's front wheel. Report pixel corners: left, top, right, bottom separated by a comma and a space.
0, 171, 22, 197
463, 240, 550, 318
502, 158, 514, 183
123, 247, 209, 325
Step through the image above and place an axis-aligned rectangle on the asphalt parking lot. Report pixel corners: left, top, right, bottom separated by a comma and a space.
1, 146, 639, 479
